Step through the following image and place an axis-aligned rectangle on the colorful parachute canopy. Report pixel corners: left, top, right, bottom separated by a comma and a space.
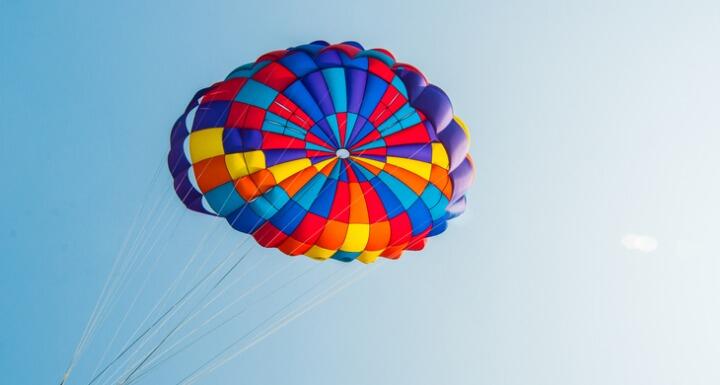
168, 41, 474, 263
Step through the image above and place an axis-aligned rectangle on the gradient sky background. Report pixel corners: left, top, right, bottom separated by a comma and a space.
2, 0, 720, 384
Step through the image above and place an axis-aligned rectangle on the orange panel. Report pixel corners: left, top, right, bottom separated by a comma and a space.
277, 237, 312, 256
366, 221, 391, 251
193, 156, 232, 193
383, 164, 428, 195
315, 219, 347, 250
347, 183, 369, 224
279, 167, 317, 197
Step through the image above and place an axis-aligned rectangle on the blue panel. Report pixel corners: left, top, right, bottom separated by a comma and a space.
406, 198, 433, 236
235, 79, 278, 109
283, 81, 324, 122
264, 187, 290, 209
391, 76, 408, 98
269, 200, 307, 235
279, 52, 318, 77
249, 196, 279, 220
347, 120, 377, 148
377, 171, 418, 209
353, 139, 386, 151
204, 182, 246, 216
322, 68, 347, 113
325, 114, 341, 146
358, 74, 387, 118
344, 113, 358, 147
336, 160, 349, 182
294, 174, 328, 210
351, 161, 377, 181
348, 162, 368, 182
314, 118, 340, 148
331, 250, 360, 262
370, 177, 405, 218
308, 123, 336, 148
193, 101, 231, 130
225, 61, 268, 80
428, 218, 448, 236
308, 178, 337, 218
226, 206, 264, 233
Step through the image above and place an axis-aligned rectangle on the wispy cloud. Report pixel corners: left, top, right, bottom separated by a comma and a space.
622, 234, 658, 253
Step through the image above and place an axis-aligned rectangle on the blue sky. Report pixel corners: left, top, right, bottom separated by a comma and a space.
2, 0, 720, 384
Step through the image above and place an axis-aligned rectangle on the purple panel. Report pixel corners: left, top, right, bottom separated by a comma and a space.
346, 68, 367, 114
348, 119, 377, 149
170, 116, 188, 145
168, 146, 189, 176
411, 85, 453, 134
437, 119, 470, 172
303, 71, 335, 116
223, 128, 263, 152
449, 156, 474, 203
240, 129, 263, 150
347, 115, 368, 146
387, 144, 432, 162
315, 118, 340, 147
172, 168, 209, 214
315, 50, 343, 68
264, 149, 308, 167
445, 196, 467, 219
357, 154, 386, 163
309, 154, 334, 164
193, 101, 231, 130
395, 68, 427, 102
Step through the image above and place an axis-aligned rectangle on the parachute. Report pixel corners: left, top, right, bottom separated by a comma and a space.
168, 41, 474, 262
59, 41, 474, 385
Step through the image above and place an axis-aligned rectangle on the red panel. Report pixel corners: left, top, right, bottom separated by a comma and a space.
388, 212, 412, 245
350, 129, 381, 149
323, 43, 361, 57
252, 62, 297, 91
226, 103, 265, 129
359, 182, 387, 223
368, 58, 395, 83
262, 132, 306, 149
290, 212, 326, 244
336, 112, 347, 145
305, 132, 334, 150
256, 50, 288, 62
253, 222, 288, 248
268, 94, 299, 120
328, 181, 350, 222
384, 123, 430, 146
353, 147, 386, 157
407, 229, 430, 251
201, 78, 247, 102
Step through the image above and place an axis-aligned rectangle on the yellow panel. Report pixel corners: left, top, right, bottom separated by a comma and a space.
431, 143, 450, 169
225, 153, 248, 179
351, 156, 385, 170
189, 128, 225, 163
386, 156, 432, 180
305, 245, 335, 260
313, 157, 336, 171
454, 115, 471, 141
243, 150, 266, 174
357, 249, 382, 264
268, 158, 311, 182
340, 223, 369, 252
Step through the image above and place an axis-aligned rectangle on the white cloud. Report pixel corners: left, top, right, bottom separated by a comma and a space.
622, 234, 658, 253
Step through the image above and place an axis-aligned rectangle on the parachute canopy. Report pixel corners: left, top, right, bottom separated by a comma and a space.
169, 41, 474, 263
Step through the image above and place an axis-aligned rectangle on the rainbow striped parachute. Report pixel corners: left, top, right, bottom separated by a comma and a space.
168, 41, 474, 263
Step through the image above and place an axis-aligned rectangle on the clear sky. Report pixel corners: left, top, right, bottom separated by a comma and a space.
2, 0, 720, 384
